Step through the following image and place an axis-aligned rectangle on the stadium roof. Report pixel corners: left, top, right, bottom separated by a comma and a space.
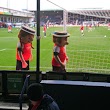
69, 9, 110, 19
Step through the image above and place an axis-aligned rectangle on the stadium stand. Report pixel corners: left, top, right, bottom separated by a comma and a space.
38, 9, 110, 25
0, 7, 34, 28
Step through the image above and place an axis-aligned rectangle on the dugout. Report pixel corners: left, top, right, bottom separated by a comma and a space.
41, 80, 110, 110
42, 71, 110, 82
0, 70, 110, 109
0, 71, 110, 95
0, 70, 110, 100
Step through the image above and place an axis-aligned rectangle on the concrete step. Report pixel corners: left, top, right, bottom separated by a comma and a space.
0, 102, 28, 110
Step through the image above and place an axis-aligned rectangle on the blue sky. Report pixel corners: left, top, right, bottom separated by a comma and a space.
0, 0, 110, 11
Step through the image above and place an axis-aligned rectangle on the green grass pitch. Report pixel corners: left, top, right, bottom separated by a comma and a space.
0, 26, 110, 74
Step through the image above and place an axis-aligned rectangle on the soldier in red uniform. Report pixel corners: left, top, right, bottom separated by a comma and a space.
80, 24, 84, 36
43, 24, 47, 37
8, 25, 12, 33
108, 23, 110, 30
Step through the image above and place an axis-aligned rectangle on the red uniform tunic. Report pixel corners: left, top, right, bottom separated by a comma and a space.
8, 25, 12, 32
43, 25, 47, 32
80, 25, 84, 30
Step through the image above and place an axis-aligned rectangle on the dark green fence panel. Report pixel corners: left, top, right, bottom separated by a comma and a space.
7, 73, 23, 93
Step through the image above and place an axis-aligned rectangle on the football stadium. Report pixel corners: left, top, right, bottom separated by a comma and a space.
0, 0, 110, 109
1, 7, 110, 73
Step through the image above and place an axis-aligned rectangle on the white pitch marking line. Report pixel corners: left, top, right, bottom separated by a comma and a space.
0, 49, 6, 51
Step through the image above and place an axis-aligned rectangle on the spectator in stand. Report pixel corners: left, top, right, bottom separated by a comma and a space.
27, 83, 60, 110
